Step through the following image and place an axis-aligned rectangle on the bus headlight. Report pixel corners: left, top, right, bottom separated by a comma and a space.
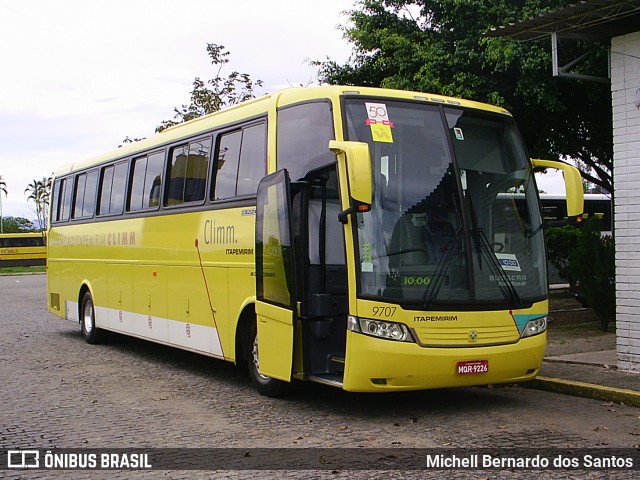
348, 316, 414, 342
520, 316, 547, 338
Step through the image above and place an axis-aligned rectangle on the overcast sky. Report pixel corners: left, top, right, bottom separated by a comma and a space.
0, 0, 354, 218
0, 0, 564, 220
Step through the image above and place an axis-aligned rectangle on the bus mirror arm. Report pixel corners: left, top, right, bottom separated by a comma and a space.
338, 201, 371, 224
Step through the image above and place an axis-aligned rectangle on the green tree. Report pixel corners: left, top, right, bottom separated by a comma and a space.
156, 43, 264, 133
315, 0, 612, 193
25, 176, 52, 231
0, 174, 7, 234
1, 216, 35, 233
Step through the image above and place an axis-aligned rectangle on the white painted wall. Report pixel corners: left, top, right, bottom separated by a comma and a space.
611, 31, 640, 372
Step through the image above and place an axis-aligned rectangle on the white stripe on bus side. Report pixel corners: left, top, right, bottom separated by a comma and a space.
77, 304, 226, 359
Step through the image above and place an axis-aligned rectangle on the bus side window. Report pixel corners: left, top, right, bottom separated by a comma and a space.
71, 168, 98, 219
146, 152, 164, 208
129, 156, 148, 211
81, 170, 98, 218
128, 151, 164, 211
73, 170, 98, 218
57, 177, 73, 222
236, 123, 266, 196
72, 173, 87, 219
99, 161, 128, 216
51, 178, 66, 223
212, 123, 266, 201
213, 131, 242, 200
99, 166, 115, 215
167, 137, 211, 206
167, 145, 189, 205
111, 162, 128, 214
277, 101, 334, 182
185, 138, 210, 202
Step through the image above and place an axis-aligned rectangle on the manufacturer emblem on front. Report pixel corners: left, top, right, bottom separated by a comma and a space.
468, 330, 478, 342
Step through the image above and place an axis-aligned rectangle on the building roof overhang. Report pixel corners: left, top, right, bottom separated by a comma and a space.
488, 0, 640, 41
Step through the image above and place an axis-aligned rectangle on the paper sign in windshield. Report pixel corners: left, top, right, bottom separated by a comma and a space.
365, 102, 394, 143
495, 253, 521, 272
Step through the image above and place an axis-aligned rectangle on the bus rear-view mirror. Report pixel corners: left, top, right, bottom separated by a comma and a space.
329, 140, 372, 223
531, 158, 584, 220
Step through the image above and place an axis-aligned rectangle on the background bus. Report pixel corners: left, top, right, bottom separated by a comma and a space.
495, 192, 610, 285
0, 232, 47, 267
495, 193, 610, 231
47, 86, 582, 396
540, 193, 612, 233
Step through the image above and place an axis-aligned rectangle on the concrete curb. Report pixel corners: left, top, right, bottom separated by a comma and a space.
523, 376, 640, 407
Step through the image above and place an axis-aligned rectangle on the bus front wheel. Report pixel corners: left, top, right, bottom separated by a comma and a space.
247, 320, 290, 397
80, 291, 105, 344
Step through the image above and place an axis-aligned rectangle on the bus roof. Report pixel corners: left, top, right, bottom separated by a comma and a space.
52, 85, 513, 177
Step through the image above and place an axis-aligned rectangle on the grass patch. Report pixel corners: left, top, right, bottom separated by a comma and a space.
0, 266, 46, 275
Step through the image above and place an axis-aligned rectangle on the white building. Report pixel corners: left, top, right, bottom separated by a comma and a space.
612, 29, 640, 371
491, 0, 640, 372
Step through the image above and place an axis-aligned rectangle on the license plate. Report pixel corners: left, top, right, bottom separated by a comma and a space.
456, 360, 489, 375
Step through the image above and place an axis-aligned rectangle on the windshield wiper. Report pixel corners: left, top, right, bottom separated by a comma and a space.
476, 228, 521, 308
422, 229, 461, 309
467, 191, 521, 308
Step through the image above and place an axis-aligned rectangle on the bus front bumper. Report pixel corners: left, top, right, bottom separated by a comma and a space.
342, 330, 546, 392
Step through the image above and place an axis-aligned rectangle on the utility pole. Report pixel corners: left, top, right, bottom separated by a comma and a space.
0, 186, 4, 234
0, 176, 7, 234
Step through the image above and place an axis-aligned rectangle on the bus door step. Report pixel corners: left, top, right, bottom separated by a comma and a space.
307, 374, 344, 389
328, 355, 345, 374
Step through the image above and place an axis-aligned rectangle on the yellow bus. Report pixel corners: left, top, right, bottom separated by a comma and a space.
0, 232, 46, 267
47, 86, 583, 396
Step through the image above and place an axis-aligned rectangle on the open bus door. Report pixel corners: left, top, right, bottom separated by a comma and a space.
253, 144, 373, 395
255, 170, 297, 387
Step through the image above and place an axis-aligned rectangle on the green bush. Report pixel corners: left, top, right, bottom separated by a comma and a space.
545, 218, 615, 332
569, 218, 616, 332
545, 225, 581, 288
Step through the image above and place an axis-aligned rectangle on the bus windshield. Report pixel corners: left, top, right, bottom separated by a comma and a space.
344, 98, 545, 309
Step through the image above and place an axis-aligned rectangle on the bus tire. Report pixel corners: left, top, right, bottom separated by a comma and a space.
247, 319, 290, 397
80, 291, 105, 344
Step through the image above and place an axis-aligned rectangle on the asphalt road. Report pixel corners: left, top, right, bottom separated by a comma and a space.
1, 274, 638, 479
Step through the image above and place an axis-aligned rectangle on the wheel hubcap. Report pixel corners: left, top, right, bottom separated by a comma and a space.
252, 335, 269, 380
83, 301, 94, 333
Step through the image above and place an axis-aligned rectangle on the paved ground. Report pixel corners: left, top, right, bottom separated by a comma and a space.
1, 275, 639, 479
546, 291, 616, 357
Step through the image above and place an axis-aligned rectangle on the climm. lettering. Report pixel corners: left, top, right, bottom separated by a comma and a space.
204, 219, 237, 245
108, 231, 136, 246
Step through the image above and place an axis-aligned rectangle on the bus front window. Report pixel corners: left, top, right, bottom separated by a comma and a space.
344, 99, 546, 309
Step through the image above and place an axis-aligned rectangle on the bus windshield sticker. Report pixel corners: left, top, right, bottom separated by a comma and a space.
454, 127, 464, 140
361, 240, 374, 272
365, 102, 394, 143
495, 253, 521, 272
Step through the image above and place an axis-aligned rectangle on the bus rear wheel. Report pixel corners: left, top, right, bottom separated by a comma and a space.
247, 319, 290, 397
80, 291, 105, 344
